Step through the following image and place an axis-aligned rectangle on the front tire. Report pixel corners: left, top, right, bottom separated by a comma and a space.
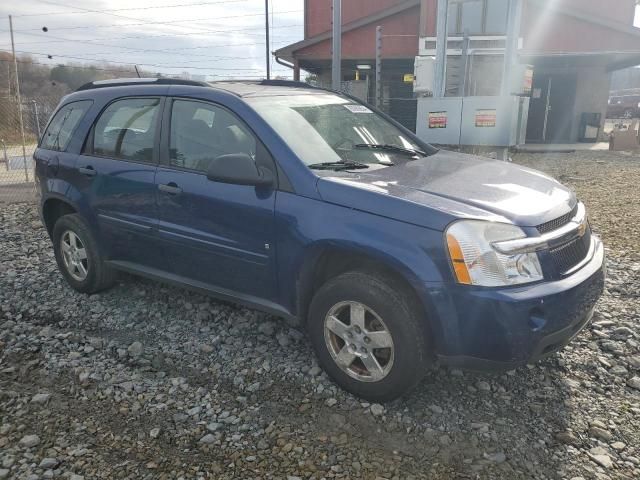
52, 214, 116, 294
308, 271, 430, 402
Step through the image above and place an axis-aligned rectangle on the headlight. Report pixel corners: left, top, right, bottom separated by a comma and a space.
445, 220, 543, 286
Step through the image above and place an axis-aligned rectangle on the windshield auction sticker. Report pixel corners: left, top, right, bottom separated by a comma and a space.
344, 104, 373, 114
428, 111, 447, 129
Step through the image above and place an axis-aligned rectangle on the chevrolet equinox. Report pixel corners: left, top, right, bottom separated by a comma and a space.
34, 78, 606, 401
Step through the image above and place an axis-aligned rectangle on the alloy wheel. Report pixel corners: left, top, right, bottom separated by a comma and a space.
60, 230, 89, 281
323, 301, 394, 382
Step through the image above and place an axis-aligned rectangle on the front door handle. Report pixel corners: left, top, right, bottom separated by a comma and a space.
158, 183, 182, 195
78, 166, 97, 177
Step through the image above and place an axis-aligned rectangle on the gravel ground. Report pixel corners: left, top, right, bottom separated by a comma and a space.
1, 150, 639, 480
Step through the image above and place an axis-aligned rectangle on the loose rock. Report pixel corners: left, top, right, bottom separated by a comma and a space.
19, 435, 40, 448
1, 151, 639, 479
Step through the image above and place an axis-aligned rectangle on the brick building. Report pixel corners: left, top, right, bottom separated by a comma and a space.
275, 0, 640, 143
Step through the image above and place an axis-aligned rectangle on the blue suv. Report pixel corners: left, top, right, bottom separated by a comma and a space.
35, 78, 605, 401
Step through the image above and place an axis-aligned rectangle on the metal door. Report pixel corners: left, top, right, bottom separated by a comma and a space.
545, 74, 577, 143
526, 73, 576, 144
526, 74, 552, 143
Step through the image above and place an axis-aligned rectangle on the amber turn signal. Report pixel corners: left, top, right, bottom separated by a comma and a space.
446, 233, 472, 285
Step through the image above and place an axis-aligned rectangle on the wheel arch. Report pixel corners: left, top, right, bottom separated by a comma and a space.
296, 242, 439, 342
42, 196, 79, 236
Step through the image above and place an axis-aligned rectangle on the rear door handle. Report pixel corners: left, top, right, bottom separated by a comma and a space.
47, 156, 60, 176
158, 183, 182, 195
78, 166, 97, 177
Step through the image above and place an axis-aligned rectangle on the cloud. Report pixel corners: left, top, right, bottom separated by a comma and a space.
0, 0, 305, 79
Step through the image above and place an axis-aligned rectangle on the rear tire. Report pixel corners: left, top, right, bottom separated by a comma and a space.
308, 271, 430, 402
52, 214, 116, 294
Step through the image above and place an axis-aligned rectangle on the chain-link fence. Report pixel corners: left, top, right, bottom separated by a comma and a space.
0, 95, 58, 203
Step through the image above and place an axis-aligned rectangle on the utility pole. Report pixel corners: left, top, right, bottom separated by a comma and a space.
265, 0, 271, 80
433, 0, 449, 98
501, 0, 523, 96
331, 0, 341, 90
9, 15, 29, 182
375, 26, 382, 108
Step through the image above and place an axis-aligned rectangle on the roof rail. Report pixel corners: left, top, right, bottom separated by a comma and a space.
259, 79, 316, 89
210, 79, 317, 89
76, 77, 208, 92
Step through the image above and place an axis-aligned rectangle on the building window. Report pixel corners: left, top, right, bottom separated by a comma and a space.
449, 0, 509, 35
485, 0, 509, 34
447, 2, 459, 32
460, 0, 483, 34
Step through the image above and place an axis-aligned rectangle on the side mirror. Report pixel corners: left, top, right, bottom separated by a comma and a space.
206, 153, 274, 187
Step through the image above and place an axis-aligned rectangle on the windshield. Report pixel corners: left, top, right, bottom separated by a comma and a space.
247, 93, 435, 169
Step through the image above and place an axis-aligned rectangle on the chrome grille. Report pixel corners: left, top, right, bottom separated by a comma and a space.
549, 227, 591, 274
537, 205, 578, 234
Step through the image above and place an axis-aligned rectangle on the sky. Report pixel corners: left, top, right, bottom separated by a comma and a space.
0, 0, 305, 80
1, 1, 639, 80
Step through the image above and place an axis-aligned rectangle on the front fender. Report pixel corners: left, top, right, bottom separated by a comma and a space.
275, 191, 451, 323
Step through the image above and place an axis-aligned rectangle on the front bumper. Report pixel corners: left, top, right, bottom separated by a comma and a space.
427, 235, 605, 370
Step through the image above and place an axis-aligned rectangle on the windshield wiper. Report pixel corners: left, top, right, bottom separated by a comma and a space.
355, 143, 426, 157
308, 161, 370, 171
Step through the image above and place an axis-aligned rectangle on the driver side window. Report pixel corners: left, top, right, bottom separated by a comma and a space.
169, 99, 256, 173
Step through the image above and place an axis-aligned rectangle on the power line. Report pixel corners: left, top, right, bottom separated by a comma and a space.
0, 4, 308, 79
1, 9, 306, 33
13, 24, 303, 46
0, 57, 280, 78
17, 0, 269, 37
0, 57, 139, 73
7, 29, 273, 61
0, 47, 288, 65
2, 9, 304, 34
13, 40, 271, 59
11, 50, 268, 72
0, 30, 304, 62
14, 0, 251, 17
4, 19, 295, 59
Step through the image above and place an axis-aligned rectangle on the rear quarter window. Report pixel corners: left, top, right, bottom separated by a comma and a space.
40, 100, 92, 151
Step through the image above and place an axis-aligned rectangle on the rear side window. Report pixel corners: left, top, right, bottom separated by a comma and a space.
90, 98, 160, 163
40, 100, 92, 151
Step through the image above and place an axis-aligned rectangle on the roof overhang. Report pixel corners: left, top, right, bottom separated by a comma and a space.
520, 51, 640, 72
527, 0, 640, 40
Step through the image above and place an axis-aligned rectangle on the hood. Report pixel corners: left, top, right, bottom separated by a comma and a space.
316, 150, 576, 231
